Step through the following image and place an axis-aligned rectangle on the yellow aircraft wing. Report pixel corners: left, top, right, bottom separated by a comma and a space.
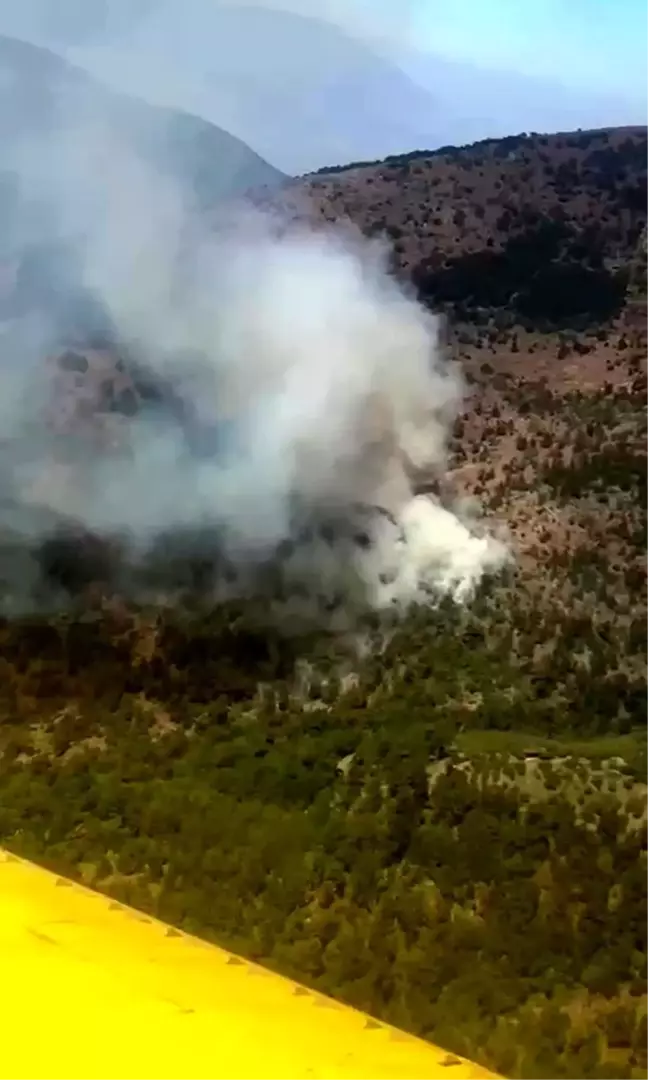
0, 849, 500, 1080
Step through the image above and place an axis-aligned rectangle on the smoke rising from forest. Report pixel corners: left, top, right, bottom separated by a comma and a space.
0, 53, 508, 625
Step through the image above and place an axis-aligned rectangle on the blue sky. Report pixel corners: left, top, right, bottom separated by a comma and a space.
411, 0, 646, 99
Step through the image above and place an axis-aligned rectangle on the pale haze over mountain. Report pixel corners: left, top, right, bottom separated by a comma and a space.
0, 33, 284, 208
0, 0, 645, 174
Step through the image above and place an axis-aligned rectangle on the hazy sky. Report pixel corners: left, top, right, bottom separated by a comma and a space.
410, 0, 646, 99
249, 0, 646, 103
0, 0, 645, 105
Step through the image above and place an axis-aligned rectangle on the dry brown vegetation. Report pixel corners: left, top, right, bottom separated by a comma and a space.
271, 126, 645, 302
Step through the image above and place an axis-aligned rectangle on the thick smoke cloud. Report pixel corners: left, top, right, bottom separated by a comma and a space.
0, 54, 507, 626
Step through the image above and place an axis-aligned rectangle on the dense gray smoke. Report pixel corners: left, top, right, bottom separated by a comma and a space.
0, 45, 507, 626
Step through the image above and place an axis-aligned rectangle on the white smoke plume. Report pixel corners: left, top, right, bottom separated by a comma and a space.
0, 50, 508, 624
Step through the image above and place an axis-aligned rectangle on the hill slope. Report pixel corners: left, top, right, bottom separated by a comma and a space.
257, 124, 647, 691
270, 126, 647, 332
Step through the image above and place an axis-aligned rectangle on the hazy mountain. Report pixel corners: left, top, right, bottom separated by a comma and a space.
0, 33, 285, 206
53, 5, 446, 176
399, 48, 645, 146
0, 33, 285, 352
20, 3, 645, 174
